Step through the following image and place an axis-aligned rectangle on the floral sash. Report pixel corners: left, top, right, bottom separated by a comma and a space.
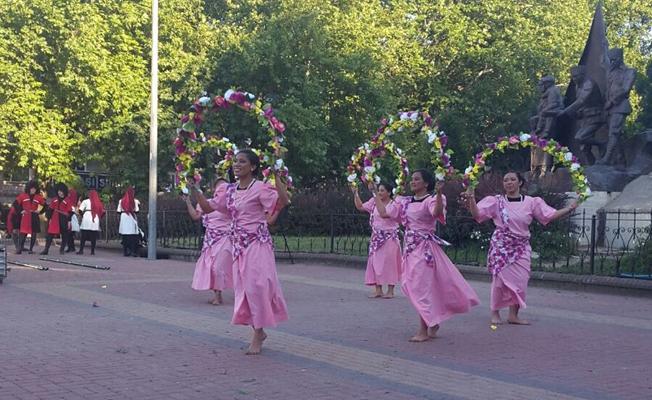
368, 205, 399, 255
486, 195, 529, 276
225, 183, 274, 260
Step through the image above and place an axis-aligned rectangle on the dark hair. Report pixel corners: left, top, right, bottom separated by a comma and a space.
54, 183, 69, 198
236, 149, 260, 175
413, 169, 435, 192
378, 181, 395, 198
504, 171, 526, 188
24, 180, 39, 194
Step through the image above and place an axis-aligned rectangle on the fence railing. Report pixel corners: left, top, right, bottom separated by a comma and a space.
100, 208, 652, 280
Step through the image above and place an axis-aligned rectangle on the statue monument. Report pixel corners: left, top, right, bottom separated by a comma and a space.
530, 75, 563, 175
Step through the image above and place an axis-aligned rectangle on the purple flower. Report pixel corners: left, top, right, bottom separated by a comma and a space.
264, 107, 274, 118
424, 115, 433, 126
181, 115, 190, 124
440, 135, 448, 147
442, 153, 450, 164
488, 143, 497, 150
230, 92, 246, 104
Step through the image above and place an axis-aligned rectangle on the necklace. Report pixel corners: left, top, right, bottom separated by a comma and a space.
237, 179, 256, 191
505, 194, 523, 202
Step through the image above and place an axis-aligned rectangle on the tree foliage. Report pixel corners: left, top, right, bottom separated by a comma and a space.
1, 0, 651, 192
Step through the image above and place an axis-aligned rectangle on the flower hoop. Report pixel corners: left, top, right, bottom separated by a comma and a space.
373, 110, 455, 181
174, 89, 292, 193
462, 133, 591, 202
346, 138, 409, 195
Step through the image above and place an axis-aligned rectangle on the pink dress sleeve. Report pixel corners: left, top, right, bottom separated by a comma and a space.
427, 194, 446, 225
475, 195, 498, 223
259, 183, 279, 214
385, 201, 400, 220
207, 185, 228, 214
362, 198, 375, 213
531, 197, 557, 226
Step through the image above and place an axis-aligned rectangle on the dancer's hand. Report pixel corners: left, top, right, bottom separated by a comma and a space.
350, 184, 358, 194
435, 180, 445, 194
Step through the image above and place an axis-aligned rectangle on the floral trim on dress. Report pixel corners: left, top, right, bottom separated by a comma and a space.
486, 195, 529, 276
225, 183, 274, 260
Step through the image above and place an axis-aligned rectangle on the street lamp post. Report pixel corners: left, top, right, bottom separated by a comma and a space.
147, 0, 159, 260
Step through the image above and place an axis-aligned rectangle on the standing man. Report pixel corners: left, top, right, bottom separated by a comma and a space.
598, 48, 636, 165
558, 65, 605, 165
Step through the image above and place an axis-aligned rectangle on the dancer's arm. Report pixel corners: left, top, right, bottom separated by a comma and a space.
464, 188, 480, 220
274, 175, 290, 210
433, 181, 445, 218
550, 199, 578, 222
351, 185, 368, 213
183, 195, 201, 221
189, 184, 215, 213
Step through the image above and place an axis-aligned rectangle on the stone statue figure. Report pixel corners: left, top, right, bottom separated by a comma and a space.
530, 76, 563, 175
598, 48, 636, 165
558, 65, 605, 164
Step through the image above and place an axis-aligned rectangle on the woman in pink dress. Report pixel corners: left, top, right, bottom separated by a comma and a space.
192, 149, 290, 355
386, 169, 479, 342
352, 182, 402, 299
184, 179, 233, 305
464, 171, 577, 325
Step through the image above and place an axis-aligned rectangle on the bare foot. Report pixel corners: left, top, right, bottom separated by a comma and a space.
246, 331, 267, 355
382, 293, 394, 299
209, 291, 223, 305
368, 292, 382, 298
427, 324, 440, 338
507, 317, 530, 325
490, 311, 504, 325
408, 333, 430, 342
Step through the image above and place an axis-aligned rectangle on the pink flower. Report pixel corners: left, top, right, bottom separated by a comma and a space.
262, 168, 271, 177
193, 174, 202, 183
264, 107, 274, 118
213, 96, 228, 109
509, 136, 519, 145
241, 101, 252, 111
175, 164, 184, 172
230, 92, 246, 104
181, 115, 190, 123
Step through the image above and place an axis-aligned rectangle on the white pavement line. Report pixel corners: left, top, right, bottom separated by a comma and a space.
17, 282, 588, 400
47, 273, 652, 331
279, 274, 652, 331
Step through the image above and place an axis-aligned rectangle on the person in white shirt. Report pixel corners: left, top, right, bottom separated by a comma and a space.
77, 189, 105, 255
117, 187, 141, 257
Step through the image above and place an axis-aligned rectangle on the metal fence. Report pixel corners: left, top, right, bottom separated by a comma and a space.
99, 208, 652, 280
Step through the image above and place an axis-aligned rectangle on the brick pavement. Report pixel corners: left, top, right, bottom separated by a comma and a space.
1, 249, 651, 400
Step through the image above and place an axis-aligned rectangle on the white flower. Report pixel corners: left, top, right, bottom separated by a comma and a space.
570, 162, 580, 172
287, 176, 293, 183
364, 143, 370, 151
395, 178, 401, 185
410, 112, 418, 122
464, 166, 473, 175
198, 96, 211, 106
263, 155, 270, 162
222, 137, 230, 142
374, 175, 381, 184
435, 172, 445, 181
275, 159, 284, 169
399, 112, 409, 121
585, 188, 592, 195
181, 187, 189, 195
392, 188, 399, 195
347, 173, 357, 183
519, 133, 531, 142
564, 152, 573, 162
364, 166, 376, 174
427, 130, 437, 144
246, 92, 255, 100
396, 147, 403, 155
224, 89, 235, 101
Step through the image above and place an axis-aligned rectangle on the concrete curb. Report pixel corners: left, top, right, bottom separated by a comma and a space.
97, 242, 652, 296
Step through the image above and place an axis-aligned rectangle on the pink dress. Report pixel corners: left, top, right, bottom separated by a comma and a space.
191, 199, 233, 292
475, 195, 556, 311
397, 195, 480, 327
362, 198, 402, 286
210, 181, 288, 328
